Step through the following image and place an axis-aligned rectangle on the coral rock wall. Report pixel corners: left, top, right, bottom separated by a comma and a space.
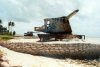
0, 42, 100, 59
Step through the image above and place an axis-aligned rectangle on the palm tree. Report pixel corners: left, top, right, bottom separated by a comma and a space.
0, 25, 3, 33
8, 21, 12, 32
11, 22, 15, 27
0, 19, 3, 33
13, 31, 16, 36
11, 22, 15, 33
0, 19, 2, 25
8, 21, 15, 33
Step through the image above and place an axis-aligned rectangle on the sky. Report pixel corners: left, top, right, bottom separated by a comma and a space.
0, 0, 100, 37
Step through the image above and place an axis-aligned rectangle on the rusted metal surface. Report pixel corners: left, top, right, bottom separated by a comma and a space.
24, 31, 33, 36
34, 9, 85, 41
66, 9, 79, 19
38, 34, 85, 42
35, 9, 79, 34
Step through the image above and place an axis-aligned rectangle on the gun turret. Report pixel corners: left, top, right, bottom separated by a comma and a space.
66, 9, 79, 19
34, 9, 85, 42
35, 9, 79, 33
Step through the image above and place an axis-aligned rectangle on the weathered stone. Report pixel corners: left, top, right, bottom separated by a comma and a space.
0, 42, 100, 59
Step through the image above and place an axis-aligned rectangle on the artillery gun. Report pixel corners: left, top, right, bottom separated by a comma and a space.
24, 31, 33, 36
35, 9, 85, 41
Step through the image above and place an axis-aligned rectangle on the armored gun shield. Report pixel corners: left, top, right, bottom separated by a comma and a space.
35, 9, 79, 34
34, 9, 85, 42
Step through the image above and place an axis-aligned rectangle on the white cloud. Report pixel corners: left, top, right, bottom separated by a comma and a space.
0, 0, 100, 37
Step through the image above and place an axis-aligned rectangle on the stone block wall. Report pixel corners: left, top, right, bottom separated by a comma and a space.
0, 42, 100, 59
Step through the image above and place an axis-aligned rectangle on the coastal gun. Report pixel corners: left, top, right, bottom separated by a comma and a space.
35, 9, 85, 41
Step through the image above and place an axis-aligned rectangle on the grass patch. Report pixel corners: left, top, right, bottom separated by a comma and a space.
0, 35, 13, 41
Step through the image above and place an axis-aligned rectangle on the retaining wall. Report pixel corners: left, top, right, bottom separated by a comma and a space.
0, 42, 100, 59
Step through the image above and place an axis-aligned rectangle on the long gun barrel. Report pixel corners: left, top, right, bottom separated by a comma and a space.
66, 9, 79, 19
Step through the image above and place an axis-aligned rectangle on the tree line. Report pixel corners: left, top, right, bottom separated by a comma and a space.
0, 19, 16, 36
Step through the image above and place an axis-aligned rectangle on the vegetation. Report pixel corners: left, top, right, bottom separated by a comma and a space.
13, 31, 16, 36
0, 19, 2, 25
0, 19, 16, 41
0, 35, 13, 41
8, 21, 15, 33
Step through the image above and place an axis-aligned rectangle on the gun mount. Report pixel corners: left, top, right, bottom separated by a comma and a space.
35, 9, 85, 41
24, 31, 33, 36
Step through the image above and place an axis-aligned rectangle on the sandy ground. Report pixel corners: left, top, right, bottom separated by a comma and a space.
9, 37, 100, 44
0, 45, 99, 67
0, 37, 100, 67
